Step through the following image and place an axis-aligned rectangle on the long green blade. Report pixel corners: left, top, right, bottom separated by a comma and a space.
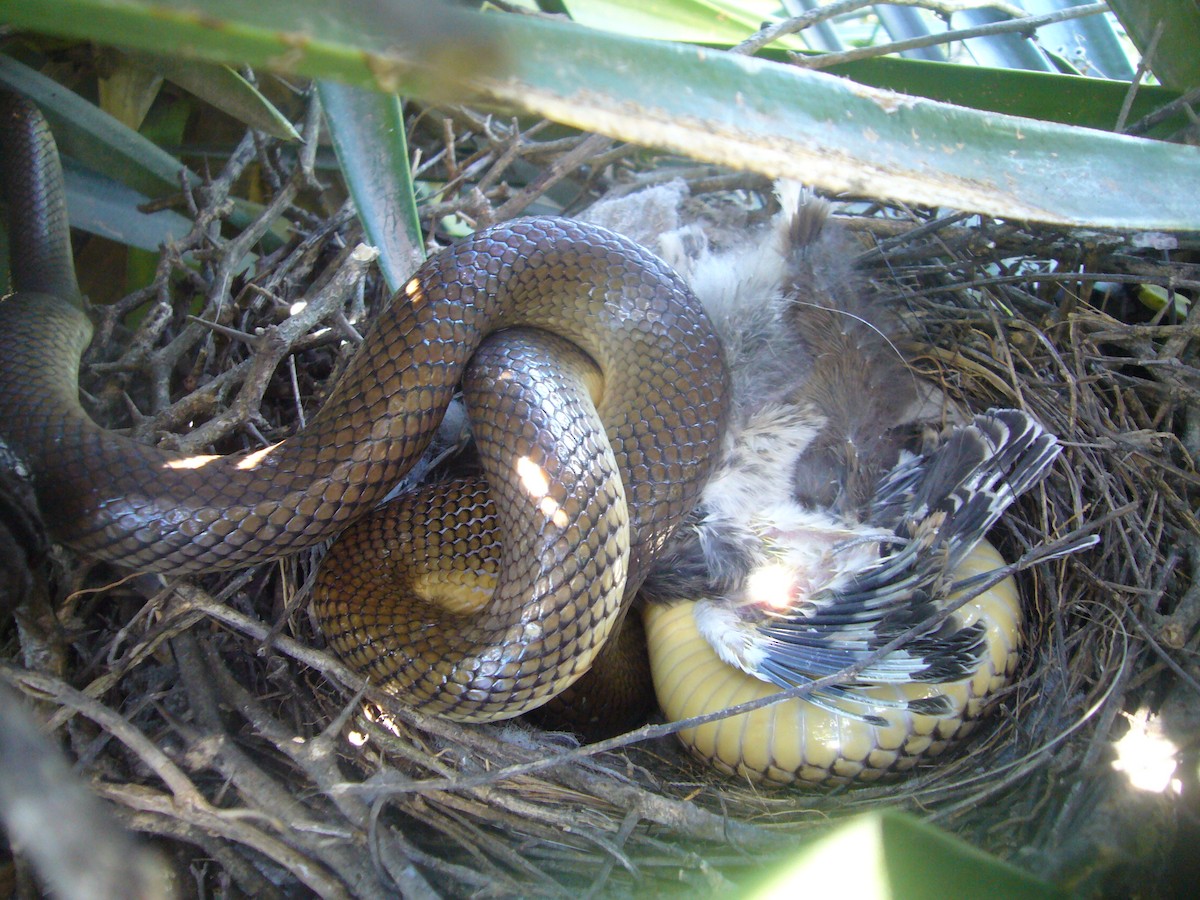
2, 0, 1197, 229
317, 81, 423, 292
1108, 0, 1200, 91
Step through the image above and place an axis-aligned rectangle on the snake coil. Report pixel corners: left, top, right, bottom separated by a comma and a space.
1, 92, 1043, 783
0, 91, 728, 720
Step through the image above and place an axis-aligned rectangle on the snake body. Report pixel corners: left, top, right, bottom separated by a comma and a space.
0, 92, 728, 719
1, 92, 1038, 781
644, 540, 1022, 785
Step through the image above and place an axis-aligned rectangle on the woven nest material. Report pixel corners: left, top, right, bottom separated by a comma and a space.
2, 99, 1197, 899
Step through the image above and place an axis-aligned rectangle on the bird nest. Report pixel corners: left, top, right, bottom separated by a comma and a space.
3, 100, 1197, 898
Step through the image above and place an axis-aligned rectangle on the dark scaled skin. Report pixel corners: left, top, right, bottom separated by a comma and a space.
0, 91, 730, 721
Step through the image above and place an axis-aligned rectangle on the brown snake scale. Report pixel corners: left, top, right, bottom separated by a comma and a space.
0, 93, 730, 721
318, 331, 635, 719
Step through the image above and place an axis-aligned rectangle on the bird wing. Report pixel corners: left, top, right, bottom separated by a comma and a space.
748, 410, 1058, 720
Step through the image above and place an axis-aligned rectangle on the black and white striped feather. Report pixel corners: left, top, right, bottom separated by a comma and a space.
751, 409, 1058, 687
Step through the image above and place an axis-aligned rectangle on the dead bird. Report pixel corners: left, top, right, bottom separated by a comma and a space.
587, 183, 1059, 782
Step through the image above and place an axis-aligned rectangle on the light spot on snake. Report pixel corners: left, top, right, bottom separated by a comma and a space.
538, 497, 569, 529
516, 457, 569, 527
235, 442, 283, 470
163, 453, 221, 470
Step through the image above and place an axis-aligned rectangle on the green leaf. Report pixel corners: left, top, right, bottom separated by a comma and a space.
558, 0, 805, 47
131, 54, 303, 142
558, 14, 1177, 135
317, 81, 423, 292
748, 810, 1064, 899
1107, 0, 1200, 91
814, 54, 1185, 137
0, 52, 195, 198
61, 158, 193, 252
96, 52, 164, 130
2, 0, 1198, 230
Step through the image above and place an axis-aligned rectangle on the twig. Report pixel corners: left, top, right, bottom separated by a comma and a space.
0, 683, 175, 900
1115, 17, 1163, 132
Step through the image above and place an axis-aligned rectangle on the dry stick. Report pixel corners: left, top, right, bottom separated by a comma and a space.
1158, 276, 1200, 362
1159, 540, 1200, 643
1122, 592, 1200, 699
171, 633, 394, 900
581, 807, 647, 900
108, 803, 288, 899
208, 819, 297, 896
1040, 615, 1138, 844
491, 132, 615, 222
90, 781, 354, 900
1126, 84, 1200, 137
93, 285, 174, 380
194, 639, 443, 899
158, 242, 377, 452
417, 722, 776, 862
163, 584, 783, 850
286, 354, 306, 428
854, 212, 975, 266
1115, 17, 1163, 133
149, 132, 263, 378
296, 88, 327, 191
2, 664, 352, 892
136, 123, 336, 438
926, 599, 1133, 822
403, 791, 578, 890
370, 826, 506, 896
910, 270, 1200, 298
154, 170, 302, 432
30, 572, 257, 738
0, 683, 174, 900
0, 664, 207, 804
600, 168, 771, 201
130, 358, 254, 440
444, 776, 637, 872
247, 201, 361, 303
415, 806, 535, 889
49, 616, 211, 735
467, 118, 545, 200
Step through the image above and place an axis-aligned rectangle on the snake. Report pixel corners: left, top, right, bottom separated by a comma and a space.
644, 540, 1023, 785
0, 91, 1028, 783
0, 91, 728, 721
